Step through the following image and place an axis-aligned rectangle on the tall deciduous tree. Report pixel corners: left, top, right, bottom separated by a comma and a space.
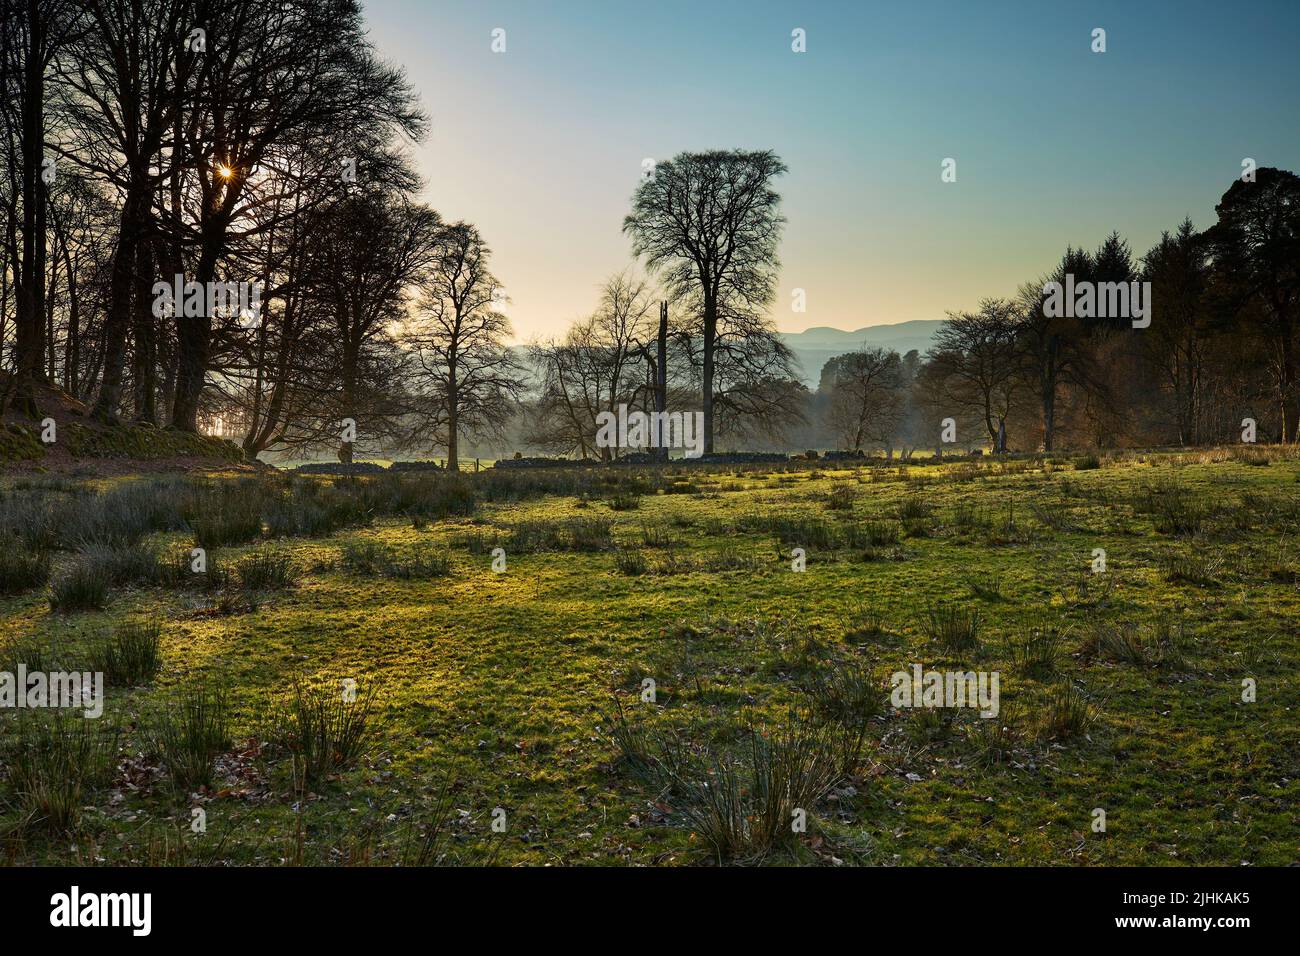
823, 347, 905, 452
168, 0, 425, 431
295, 193, 441, 463
928, 299, 1023, 449
624, 149, 786, 453
409, 223, 525, 471
58, 0, 196, 423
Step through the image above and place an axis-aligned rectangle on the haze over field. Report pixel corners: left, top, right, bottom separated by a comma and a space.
781, 321, 943, 386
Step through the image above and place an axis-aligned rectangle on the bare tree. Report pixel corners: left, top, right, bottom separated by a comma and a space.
927, 299, 1023, 450
671, 285, 803, 447
528, 269, 667, 459
824, 347, 904, 451
166, 0, 425, 431
408, 223, 525, 471
624, 149, 786, 453
289, 193, 441, 462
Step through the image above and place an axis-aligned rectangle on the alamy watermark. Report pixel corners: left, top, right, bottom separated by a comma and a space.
594, 404, 705, 459
50, 886, 151, 936
1042, 274, 1151, 328
890, 665, 1000, 718
0, 665, 103, 718
153, 273, 263, 328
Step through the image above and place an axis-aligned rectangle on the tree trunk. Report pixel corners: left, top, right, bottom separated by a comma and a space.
446, 356, 459, 470
171, 240, 220, 431
446, 407, 459, 471
1279, 313, 1297, 444
1040, 337, 1058, 452
92, 187, 146, 423
45, 243, 57, 381
337, 329, 358, 463
9, 0, 46, 419
702, 290, 716, 455
1042, 385, 1055, 451
62, 243, 79, 395
132, 237, 157, 423
656, 301, 668, 463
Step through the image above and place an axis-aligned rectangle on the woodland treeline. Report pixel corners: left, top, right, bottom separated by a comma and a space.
2, 2, 1297, 466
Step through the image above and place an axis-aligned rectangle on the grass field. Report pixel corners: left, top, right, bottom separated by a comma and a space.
1, 448, 1297, 866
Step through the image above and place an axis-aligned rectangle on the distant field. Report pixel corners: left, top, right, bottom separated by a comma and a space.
1, 448, 1297, 865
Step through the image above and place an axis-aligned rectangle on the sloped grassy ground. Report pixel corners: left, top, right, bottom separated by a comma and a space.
1, 419, 243, 464
1, 375, 242, 467
0, 451, 1297, 866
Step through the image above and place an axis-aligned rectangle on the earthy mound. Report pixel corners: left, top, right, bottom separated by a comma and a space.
1, 374, 250, 475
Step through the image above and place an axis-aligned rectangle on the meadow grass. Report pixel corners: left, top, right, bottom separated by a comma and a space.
0, 450, 1296, 865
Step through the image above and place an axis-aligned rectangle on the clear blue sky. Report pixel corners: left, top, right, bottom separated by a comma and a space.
362, 0, 1300, 340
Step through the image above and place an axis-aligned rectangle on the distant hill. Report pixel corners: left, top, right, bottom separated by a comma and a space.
508, 318, 946, 392
780, 319, 945, 388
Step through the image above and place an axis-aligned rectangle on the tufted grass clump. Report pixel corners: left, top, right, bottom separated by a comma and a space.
153, 685, 231, 790
0, 545, 52, 595
48, 560, 108, 612
1008, 626, 1066, 677
1040, 683, 1093, 740
923, 603, 981, 653
648, 713, 853, 864
1, 713, 119, 833
273, 677, 380, 787
92, 618, 163, 686
236, 547, 298, 591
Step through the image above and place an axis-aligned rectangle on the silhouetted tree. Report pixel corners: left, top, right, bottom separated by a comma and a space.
822, 347, 904, 451
927, 299, 1023, 449
1014, 246, 1095, 451
293, 193, 441, 462
409, 223, 526, 471
0, 0, 78, 416
528, 270, 671, 459
1141, 220, 1213, 443
167, 0, 425, 432
1205, 168, 1300, 441
624, 149, 786, 453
